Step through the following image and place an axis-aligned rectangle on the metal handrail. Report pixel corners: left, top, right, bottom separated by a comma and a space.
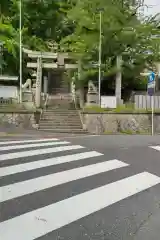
37, 94, 48, 129
31, 91, 36, 107
44, 93, 49, 109
73, 91, 84, 130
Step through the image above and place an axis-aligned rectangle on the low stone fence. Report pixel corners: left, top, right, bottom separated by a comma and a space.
0, 111, 41, 130
82, 112, 160, 134
1, 110, 160, 134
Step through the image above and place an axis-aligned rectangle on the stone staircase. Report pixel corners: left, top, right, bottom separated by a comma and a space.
39, 75, 87, 133
39, 107, 87, 133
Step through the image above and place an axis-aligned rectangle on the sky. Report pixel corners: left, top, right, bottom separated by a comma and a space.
143, 0, 160, 16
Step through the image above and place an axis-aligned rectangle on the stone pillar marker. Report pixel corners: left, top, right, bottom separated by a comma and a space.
35, 57, 42, 108
43, 76, 48, 94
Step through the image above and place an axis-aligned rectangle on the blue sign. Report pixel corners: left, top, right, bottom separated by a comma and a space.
148, 72, 156, 96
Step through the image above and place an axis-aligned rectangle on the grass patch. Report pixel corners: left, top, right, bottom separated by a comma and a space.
104, 129, 150, 135
83, 104, 160, 114
83, 105, 110, 112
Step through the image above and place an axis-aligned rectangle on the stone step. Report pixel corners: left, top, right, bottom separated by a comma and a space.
39, 107, 83, 133
39, 126, 83, 130
39, 120, 82, 125
42, 115, 80, 118
39, 119, 82, 123
43, 109, 78, 112
39, 124, 83, 128
43, 115, 77, 117
42, 112, 79, 114
50, 87, 70, 94
41, 116, 79, 120
48, 102, 74, 109
38, 128, 88, 134
46, 110, 78, 113
47, 100, 72, 104
40, 119, 82, 123
41, 113, 80, 117
41, 115, 81, 118
39, 120, 82, 124
43, 112, 79, 115
40, 122, 82, 126
42, 118, 80, 121
44, 106, 76, 109
46, 106, 76, 109
41, 115, 80, 121
40, 124, 82, 128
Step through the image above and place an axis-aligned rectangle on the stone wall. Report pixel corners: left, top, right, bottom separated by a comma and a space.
82, 112, 160, 134
0, 111, 41, 130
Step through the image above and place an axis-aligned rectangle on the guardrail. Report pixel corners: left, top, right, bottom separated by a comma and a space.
134, 95, 160, 109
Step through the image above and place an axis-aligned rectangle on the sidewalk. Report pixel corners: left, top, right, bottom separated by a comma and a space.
0, 127, 85, 138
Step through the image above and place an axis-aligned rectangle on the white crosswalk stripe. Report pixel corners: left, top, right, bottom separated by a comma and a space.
0, 159, 128, 202
0, 138, 58, 145
149, 145, 160, 151
0, 144, 84, 161
0, 141, 69, 151
0, 138, 160, 240
0, 151, 103, 177
1, 172, 160, 240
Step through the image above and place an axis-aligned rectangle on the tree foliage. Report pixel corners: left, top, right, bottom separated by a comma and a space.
0, 0, 70, 75
0, 0, 159, 95
61, 0, 160, 83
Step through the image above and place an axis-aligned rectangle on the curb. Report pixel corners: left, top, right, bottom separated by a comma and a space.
0, 132, 40, 137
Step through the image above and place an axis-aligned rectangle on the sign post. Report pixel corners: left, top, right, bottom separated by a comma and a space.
147, 72, 156, 136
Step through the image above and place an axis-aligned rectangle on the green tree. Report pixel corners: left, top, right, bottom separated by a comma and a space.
0, 0, 70, 75
60, 0, 160, 102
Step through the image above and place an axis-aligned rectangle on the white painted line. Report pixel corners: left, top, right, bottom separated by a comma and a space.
0, 151, 103, 177
0, 160, 128, 202
61, 135, 100, 139
0, 141, 70, 151
0, 138, 59, 145
0, 172, 160, 240
150, 146, 160, 151
0, 145, 84, 161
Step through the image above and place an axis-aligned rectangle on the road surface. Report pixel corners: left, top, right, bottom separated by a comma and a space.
1, 135, 160, 240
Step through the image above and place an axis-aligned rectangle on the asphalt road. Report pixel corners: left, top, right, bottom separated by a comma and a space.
0, 135, 160, 240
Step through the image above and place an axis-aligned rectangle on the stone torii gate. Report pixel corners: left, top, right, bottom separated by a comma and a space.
23, 48, 78, 108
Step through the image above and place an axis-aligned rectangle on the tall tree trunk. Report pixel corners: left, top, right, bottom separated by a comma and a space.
115, 55, 122, 105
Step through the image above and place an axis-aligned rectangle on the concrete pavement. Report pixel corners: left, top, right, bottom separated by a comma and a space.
0, 135, 160, 239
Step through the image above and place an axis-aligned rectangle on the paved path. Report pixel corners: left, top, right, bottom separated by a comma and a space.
1, 135, 160, 239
